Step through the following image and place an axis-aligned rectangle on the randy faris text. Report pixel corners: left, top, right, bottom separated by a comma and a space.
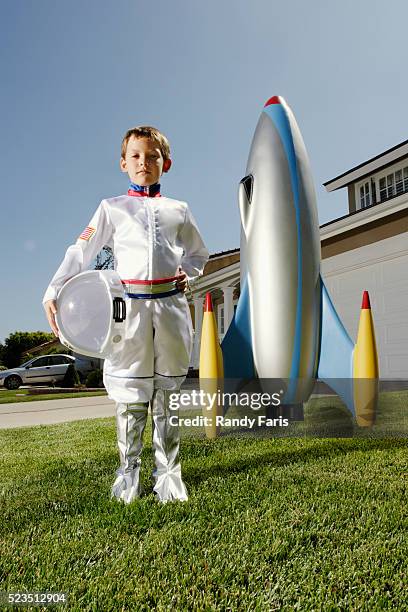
169, 415, 289, 428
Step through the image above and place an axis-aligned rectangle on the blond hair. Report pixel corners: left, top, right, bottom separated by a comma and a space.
121, 126, 171, 160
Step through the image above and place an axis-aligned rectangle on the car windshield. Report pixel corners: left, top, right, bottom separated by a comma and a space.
19, 359, 34, 367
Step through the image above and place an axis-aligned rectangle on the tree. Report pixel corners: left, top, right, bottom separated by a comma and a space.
1, 331, 54, 368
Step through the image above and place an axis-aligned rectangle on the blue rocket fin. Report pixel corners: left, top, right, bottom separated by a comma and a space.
317, 277, 355, 415
221, 276, 255, 381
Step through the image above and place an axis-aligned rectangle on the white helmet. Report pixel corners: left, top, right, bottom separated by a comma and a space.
55, 270, 127, 358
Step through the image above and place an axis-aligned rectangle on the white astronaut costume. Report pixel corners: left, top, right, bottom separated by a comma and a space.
43, 186, 209, 503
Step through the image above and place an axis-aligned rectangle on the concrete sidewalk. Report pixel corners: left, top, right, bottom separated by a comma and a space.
0, 395, 115, 429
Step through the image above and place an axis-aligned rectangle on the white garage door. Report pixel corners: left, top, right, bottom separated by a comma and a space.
321, 232, 408, 379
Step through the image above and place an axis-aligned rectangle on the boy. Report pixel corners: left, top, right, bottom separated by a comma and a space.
43, 126, 209, 504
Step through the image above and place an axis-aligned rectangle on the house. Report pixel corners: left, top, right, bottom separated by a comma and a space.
188, 140, 408, 378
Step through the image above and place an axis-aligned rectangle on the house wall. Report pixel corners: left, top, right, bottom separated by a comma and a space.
348, 184, 356, 213
321, 208, 408, 258
321, 231, 408, 378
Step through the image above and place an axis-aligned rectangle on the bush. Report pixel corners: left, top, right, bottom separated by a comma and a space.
61, 364, 81, 388
85, 369, 104, 388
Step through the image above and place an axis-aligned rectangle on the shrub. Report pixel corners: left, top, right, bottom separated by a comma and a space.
85, 369, 104, 388
61, 364, 81, 388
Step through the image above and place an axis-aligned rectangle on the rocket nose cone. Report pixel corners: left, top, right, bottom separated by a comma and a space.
361, 290, 371, 309
264, 95, 281, 107
204, 292, 214, 312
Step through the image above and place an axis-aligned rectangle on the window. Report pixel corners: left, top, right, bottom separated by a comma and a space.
31, 357, 49, 367
379, 177, 387, 202
218, 305, 224, 335
395, 170, 403, 195
378, 165, 408, 202
359, 182, 370, 208
387, 173, 394, 198
49, 356, 71, 365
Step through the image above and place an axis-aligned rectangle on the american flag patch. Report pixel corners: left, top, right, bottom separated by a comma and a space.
78, 226, 96, 241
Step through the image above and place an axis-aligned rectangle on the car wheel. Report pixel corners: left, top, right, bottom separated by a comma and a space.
5, 375, 22, 390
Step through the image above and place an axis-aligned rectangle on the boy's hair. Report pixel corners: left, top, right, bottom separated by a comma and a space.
121, 126, 171, 160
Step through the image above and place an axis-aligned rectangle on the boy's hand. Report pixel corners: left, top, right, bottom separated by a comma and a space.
44, 300, 59, 337
176, 267, 188, 293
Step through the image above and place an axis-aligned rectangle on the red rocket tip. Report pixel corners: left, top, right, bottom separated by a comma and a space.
264, 96, 281, 107
361, 291, 371, 309
204, 293, 214, 312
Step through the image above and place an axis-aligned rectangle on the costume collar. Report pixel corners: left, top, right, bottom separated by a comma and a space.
128, 182, 161, 198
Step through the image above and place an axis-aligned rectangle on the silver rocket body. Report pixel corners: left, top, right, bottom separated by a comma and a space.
239, 97, 321, 388
222, 96, 358, 415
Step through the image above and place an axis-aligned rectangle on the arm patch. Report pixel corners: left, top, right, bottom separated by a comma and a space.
78, 226, 96, 241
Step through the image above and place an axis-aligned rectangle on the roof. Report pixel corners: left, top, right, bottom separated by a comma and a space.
209, 248, 240, 259
324, 139, 408, 192
22, 338, 62, 356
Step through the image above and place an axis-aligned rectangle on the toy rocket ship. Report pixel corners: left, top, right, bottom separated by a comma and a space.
220, 95, 379, 419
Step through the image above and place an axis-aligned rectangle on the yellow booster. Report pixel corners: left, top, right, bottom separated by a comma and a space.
353, 291, 379, 427
199, 293, 224, 438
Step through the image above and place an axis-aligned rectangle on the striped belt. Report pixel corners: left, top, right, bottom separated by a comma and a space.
121, 276, 180, 299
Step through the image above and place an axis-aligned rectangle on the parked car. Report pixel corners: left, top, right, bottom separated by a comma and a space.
0, 354, 82, 390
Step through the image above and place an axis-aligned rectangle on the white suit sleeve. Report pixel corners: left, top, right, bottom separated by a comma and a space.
178, 205, 209, 280
42, 200, 113, 304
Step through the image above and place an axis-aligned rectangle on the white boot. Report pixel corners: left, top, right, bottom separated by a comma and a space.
151, 389, 188, 502
111, 402, 149, 504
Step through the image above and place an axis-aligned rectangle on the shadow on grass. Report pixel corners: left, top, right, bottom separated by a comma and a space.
2, 435, 407, 535
183, 436, 408, 486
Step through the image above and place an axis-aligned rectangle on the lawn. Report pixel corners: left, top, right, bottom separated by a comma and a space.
0, 395, 407, 610
0, 389, 107, 404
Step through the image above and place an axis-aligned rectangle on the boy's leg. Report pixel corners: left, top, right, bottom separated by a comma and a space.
104, 298, 155, 503
151, 389, 188, 502
111, 401, 149, 504
151, 293, 192, 502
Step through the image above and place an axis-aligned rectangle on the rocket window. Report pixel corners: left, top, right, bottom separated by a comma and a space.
240, 174, 254, 204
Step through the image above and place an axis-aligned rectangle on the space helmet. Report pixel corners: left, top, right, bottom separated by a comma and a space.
55, 270, 127, 359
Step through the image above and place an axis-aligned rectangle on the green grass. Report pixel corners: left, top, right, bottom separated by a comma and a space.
0, 389, 107, 404
181, 390, 408, 440
0, 402, 407, 610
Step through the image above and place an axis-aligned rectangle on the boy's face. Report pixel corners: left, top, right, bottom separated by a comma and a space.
120, 136, 171, 186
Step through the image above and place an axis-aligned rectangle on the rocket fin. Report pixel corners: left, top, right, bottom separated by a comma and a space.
221, 276, 255, 381
317, 277, 355, 416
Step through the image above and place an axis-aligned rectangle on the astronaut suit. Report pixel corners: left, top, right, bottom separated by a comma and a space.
43, 183, 209, 503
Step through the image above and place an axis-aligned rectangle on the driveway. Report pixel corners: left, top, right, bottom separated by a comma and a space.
0, 395, 115, 429
0, 381, 201, 429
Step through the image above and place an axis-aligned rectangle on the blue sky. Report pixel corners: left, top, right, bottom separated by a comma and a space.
1, 0, 407, 341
